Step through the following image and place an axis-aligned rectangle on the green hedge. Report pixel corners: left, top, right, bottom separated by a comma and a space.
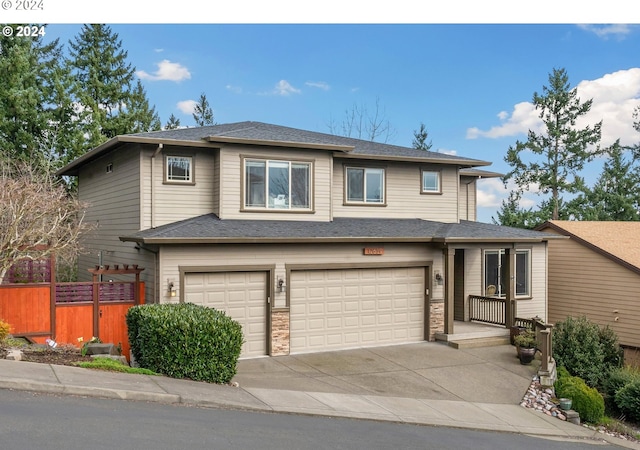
126, 303, 244, 384
555, 372, 605, 424
615, 380, 640, 422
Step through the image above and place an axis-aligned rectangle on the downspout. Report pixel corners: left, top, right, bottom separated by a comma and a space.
151, 144, 163, 228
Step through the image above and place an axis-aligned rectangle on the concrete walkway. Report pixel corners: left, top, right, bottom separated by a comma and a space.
0, 342, 638, 448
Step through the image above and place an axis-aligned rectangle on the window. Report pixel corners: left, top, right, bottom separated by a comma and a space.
244, 159, 311, 210
165, 156, 193, 183
484, 249, 530, 297
421, 170, 440, 193
346, 167, 385, 204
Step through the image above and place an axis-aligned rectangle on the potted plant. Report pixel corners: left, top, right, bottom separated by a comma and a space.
514, 329, 537, 365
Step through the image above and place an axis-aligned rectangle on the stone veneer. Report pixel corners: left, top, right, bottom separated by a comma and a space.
271, 309, 290, 356
429, 299, 445, 341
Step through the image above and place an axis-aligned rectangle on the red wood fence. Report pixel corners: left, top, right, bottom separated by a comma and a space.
0, 281, 144, 361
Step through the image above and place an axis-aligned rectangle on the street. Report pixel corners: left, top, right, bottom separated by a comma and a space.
0, 389, 618, 450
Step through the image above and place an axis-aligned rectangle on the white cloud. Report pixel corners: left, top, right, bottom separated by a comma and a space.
177, 99, 197, 114
272, 80, 301, 96
476, 178, 539, 209
437, 148, 457, 156
154, 48, 164, 53
136, 60, 191, 82
305, 81, 330, 91
578, 24, 632, 39
467, 68, 640, 147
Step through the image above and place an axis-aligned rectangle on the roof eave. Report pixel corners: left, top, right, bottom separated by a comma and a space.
336, 153, 492, 167
120, 236, 435, 245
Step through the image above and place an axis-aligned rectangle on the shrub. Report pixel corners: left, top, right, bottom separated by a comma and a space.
615, 380, 640, 423
0, 319, 10, 342
553, 316, 623, 388
602, 366, 640, 413
126, 303, 244, 384
555, 374, 605, 423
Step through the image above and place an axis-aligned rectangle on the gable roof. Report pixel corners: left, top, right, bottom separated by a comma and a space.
57, 121, 491, 176
121, 214, 554, 245
537, 220, 640, 272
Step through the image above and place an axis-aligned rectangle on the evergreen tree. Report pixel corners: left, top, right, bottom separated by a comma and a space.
502, 68, 603, 225
0, 24, 74, 169
164, 113, 181, 130
67, 24, 160, 150
192, 92, 214, 126
412, 122, 433, 151
568, 141, 640, 221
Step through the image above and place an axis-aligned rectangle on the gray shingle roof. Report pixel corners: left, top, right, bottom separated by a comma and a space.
129, 121, 489, 166
121, 214, 555, 244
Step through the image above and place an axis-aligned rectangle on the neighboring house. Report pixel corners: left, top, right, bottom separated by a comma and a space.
57, 121, 554, 357
537, 220, 640, 359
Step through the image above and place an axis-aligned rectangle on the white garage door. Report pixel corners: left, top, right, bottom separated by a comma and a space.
290, 267, 425, 353
184, 271, 267, 358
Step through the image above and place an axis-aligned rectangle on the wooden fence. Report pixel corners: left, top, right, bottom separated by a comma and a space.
0, 281, 144, 361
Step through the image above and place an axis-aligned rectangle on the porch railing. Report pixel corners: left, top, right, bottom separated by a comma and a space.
469, 295, 506, 326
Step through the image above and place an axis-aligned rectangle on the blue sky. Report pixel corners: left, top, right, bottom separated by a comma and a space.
5, 5, 640, 222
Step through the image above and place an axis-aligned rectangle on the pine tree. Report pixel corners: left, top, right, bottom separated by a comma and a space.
192, 92, 214, 127
67, 24, 160, 150
412, 122, 433, 151
0, 24, 72, 168
164, 113, 181, 130
569, 141, 640, 221
502, 68, 602, 224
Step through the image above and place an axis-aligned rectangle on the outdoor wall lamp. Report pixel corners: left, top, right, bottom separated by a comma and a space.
434, 271, 444, 286
168, 280, 176, 297
277, 277, 286, 293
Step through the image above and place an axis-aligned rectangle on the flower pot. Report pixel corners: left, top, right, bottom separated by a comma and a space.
518, 346, 536, 365
559, 398, 572, 410
510, 326, 526, 346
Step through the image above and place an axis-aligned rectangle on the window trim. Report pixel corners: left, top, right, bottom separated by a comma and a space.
420, 169, 442, 194
343, 165, 387, 206
164, 154, 195, 185
241, 156, 314, 213
482, 248, 531, 298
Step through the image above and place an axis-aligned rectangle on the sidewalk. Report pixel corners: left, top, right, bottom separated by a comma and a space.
0, 352, 638, 448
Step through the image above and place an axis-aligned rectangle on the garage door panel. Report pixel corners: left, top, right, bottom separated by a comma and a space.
291, 267, 424, 353
185, 271, 266, 358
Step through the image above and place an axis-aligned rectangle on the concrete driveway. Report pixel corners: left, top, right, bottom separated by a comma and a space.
234, 342, 538, 404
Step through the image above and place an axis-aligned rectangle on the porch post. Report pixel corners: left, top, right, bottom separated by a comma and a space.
444, 246, 455, 334
504, 247, 515, 329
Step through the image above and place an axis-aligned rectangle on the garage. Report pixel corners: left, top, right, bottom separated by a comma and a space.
289, 266, 426, 353
183, 271, 268, 358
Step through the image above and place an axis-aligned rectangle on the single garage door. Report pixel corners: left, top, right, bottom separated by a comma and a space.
184, 271, 267, 358
290, 267, 425, 353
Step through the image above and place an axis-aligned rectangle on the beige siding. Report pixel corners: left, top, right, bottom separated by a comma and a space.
458, 177, 477, 221
545, 231, 640, 349
141, 146, 216, 229
332, 160, 459, 222
217, 146, 332, 221
159, 243, 440, 308
77, 145, 156, 301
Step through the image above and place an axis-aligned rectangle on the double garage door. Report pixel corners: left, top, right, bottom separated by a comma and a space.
184, 266, 426, 357
290, 267, 426, 354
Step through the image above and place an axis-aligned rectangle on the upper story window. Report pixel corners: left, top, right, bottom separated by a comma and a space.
421, 170, 441, 193
244, 158, 312, 210
345, 167, 385, 204
165, 155, 193, 183
484, 249, 531, 298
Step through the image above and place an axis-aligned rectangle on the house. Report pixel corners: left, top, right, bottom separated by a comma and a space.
537, 220, 640, 361
57, 121, 555, 357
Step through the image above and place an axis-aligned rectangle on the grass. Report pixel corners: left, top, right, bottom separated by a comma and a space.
73, 357, 158, 375
598, 416, 640, 441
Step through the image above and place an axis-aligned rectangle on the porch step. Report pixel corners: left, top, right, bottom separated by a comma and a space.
446, 336, 511, 349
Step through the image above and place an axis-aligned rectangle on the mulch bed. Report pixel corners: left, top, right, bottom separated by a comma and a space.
1, 344, 94, 366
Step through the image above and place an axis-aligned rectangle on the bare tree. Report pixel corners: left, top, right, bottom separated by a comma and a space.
327, 97, 396, 143
0, 163, 94, 283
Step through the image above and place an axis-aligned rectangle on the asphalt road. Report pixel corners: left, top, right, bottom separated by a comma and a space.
0, 389, 617, 450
